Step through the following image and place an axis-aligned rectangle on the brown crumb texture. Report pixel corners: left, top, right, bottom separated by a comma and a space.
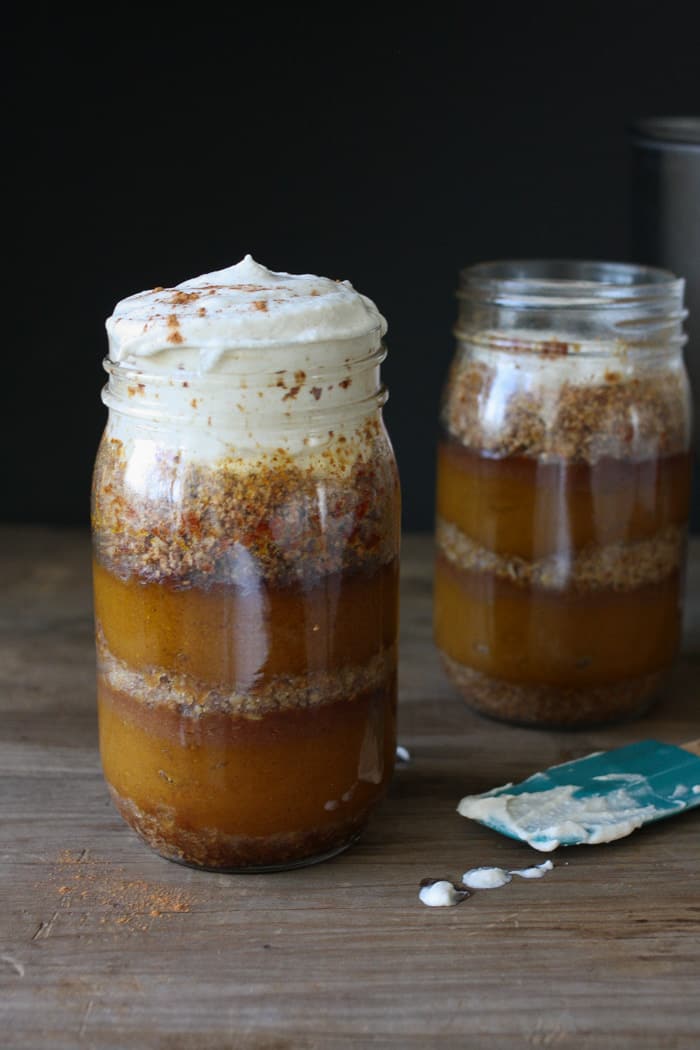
441, 653, 663, 728
96, 625, 396, 718
436, 517, 684, 593
92, 423, 399, 588
109, 789, 368, 872
443, 353, 689, 461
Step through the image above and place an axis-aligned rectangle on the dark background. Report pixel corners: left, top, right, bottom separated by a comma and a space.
7, 6, 700, 530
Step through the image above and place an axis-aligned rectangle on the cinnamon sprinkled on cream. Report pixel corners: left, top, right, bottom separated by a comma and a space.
106, 255, 386, 365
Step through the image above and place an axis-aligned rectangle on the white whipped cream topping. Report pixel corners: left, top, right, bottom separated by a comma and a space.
102, 257, 388, 461
107, 255, 387, 370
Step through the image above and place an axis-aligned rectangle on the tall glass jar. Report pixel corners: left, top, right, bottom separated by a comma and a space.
435, 260, 691, 728
92, 257, 400, 871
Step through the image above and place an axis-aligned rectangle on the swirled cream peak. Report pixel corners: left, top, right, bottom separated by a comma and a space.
106, 255, 387, 370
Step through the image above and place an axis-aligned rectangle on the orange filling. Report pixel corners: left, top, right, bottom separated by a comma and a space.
437, 441, 691, 560
94, 559, 398, 690
94, 558, 398, 860
434, 554, 681, 688
98, 678, 396, 840
435, 442, 689, 692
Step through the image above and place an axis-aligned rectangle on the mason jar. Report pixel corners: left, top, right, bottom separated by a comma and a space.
435, 260, 691, 728
92, 257, 400, 871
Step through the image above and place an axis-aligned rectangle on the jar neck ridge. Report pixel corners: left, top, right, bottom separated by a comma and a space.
456, 260, 687, 356
102, 343, 388, 442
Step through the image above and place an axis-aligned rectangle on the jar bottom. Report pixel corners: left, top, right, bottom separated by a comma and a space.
440, 653, 664, 729
108, 785, 370, 873
160, 838, 360, 874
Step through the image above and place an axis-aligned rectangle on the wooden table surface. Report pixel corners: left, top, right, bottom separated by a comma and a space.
1, 526, 699, 1050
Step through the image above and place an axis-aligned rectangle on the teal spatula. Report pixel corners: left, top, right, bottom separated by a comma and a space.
457, 739, 700, 851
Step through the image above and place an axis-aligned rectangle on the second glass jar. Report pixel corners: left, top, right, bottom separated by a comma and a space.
435, 260, 692, 727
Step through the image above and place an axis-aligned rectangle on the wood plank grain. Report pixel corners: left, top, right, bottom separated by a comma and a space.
0, 527, 698, 1049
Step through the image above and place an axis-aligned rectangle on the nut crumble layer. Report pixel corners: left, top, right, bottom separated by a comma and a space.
443, 357, 689, 461
436, 517, 684, 593
441, 653, 662, 728
109, 787, 371, 871
97, 627, 396, 718
92, 422, 399, 589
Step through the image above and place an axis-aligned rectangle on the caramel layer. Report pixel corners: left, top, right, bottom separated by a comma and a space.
434, 554, 681, 688
98, 676, 396, 842
437, 439, 691, 560
94, 558, 398, 691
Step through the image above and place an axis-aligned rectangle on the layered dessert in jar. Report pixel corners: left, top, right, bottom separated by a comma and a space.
93, 256, 400, 870
435, 261, 692, 727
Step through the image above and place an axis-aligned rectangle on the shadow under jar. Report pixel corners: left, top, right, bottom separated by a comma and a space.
435, 260, 692, 728
92, 259, 400, 871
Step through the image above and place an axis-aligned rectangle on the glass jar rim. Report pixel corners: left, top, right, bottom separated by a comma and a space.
458, 259, 684, 308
